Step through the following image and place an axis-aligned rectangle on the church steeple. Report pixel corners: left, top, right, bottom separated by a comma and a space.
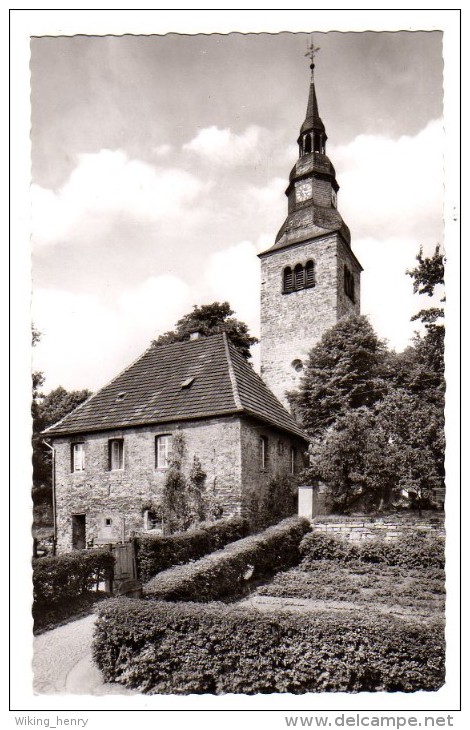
260, 46, 351, 255
258, 43, 363, 407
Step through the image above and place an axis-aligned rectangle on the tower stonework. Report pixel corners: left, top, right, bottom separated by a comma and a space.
259, 60, 362, 407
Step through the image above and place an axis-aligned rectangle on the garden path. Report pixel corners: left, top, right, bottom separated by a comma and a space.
33, 614, 137, 695
238, 594, 435, 621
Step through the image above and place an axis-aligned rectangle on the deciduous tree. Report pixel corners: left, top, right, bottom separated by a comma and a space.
153, 301, 258, 360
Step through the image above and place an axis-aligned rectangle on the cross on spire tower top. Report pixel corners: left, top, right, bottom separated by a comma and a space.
305, 37, 321, 80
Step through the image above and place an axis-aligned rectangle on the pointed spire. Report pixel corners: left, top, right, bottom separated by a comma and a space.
298, 38, 327, 155
300, 80, 325, 135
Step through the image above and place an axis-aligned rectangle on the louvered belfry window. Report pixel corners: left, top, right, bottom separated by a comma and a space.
283, 267, 293, 293
305, 260, 315, 288
294, 264, 304, 290
283, 261, 316, 294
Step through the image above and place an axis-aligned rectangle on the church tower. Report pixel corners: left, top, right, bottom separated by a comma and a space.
259, 45, 363, 407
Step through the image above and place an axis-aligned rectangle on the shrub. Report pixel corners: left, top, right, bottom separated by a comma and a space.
300, 531, 445, 569
135, 516, 248, 582
93, 597, 445, 694
143, 517, 311, 602
257, 561, 445, 612
33, 550, 115, 607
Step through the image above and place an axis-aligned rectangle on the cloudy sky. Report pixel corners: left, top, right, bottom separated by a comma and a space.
30, 30, 445, 393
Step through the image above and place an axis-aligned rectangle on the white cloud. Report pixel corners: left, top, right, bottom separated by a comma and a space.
32, 149, 206, 248
152, 143, 173, 157
183, 125, 262, 165
353, 235, 440, 352
118, 275, 191, 334
204, 241, 260, 337
332, 120, 444, 243
32, 274, 193, 392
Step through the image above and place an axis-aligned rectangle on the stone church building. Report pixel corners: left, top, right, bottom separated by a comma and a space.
44, 57, 362, 552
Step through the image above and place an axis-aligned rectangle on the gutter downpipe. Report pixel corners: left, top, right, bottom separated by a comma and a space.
42, 440, 57, 555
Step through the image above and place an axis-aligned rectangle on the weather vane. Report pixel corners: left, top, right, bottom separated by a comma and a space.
305, 37, 320, 78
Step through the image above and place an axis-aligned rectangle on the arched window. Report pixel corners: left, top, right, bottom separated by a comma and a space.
344, 265, 355, 302
294, 263, 305, 290
305, 260, 315, 288
283, 267, 293, 293
304, 135, 312, 154
314, 133, 321, 153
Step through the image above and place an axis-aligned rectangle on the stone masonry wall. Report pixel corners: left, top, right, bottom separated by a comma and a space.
260, 232, 360, 406
311, 513, 445, 542
239, 417, 307, 508
54, 416, 243, 553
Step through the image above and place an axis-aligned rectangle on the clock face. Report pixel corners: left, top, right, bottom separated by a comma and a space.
296, 180, 312, 202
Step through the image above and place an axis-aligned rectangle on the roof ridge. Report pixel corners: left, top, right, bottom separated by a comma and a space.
222, 332, 243, 410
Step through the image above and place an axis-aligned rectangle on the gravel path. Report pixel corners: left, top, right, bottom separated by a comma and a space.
33, 614, 137, 695
238, 594, 435, 621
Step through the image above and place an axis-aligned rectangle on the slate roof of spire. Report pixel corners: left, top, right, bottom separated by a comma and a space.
300, 80, 326, 135
44, 333, 308, 441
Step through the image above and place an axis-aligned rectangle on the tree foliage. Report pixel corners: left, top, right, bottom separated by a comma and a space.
290, 315, 386, 438
153, 301, 258, 360
32, 385, 91, 492
294, 248, 445, 512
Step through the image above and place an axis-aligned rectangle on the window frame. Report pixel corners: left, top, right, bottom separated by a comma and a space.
260, 435, 269, 471
155, 434, 173, 470
108, 438, 124, 471
71, 442, 85, 473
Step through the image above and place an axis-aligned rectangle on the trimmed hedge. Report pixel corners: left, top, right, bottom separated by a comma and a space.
135, 517, 249, 582
300, 531, 445, 569
257, 561, 445, 612
33, 550, 115, 607
143, 517, 311, 602
93, 598, 445, 694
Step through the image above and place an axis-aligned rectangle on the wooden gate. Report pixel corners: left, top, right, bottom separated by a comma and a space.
107, 540, 141, 597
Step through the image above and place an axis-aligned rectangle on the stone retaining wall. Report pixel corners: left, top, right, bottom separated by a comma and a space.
310, 513, 445, 542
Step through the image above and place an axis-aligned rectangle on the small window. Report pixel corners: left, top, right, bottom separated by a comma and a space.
283, 267, 293, 293
290, 447, 296, 475
344, 265, 355, 302
314, 133, 321, 153
260, 436, 269, 471
108, 439, 124, 471
305, 260, 315, 288
71, 442, 85, 472
331, 189, 338, 209
105, 518, 112, 526
291, 358, 303, 373
294, 264, 305, 290
278, 440, 284, 456
156, 434, 173, 469
304, 134, 312, 154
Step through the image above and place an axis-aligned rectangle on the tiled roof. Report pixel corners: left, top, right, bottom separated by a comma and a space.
44, 333, 308, 442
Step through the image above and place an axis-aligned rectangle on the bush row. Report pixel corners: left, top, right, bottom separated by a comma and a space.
135, 516, 248, 582
257, 561, 445, 611
33, 550, 115, 606
93, 597, 445, 694
300, 531, 445, 569
143, 517, 311, 602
